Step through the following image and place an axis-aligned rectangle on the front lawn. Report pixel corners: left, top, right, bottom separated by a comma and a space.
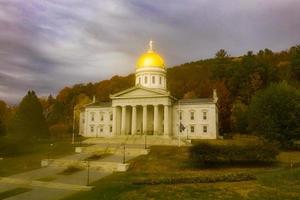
0, 137, 75, 176
64, 145, 300, 200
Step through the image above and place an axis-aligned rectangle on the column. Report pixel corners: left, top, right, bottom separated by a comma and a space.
153, 105, 159, 135
164, 105, 169, 136
112, 107, 117, 136
131, 106, 137, 135
142, 105, 147, 134
121, 106, 126, 135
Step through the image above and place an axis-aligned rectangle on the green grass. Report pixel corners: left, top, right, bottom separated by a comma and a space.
63, 145, 300, 200
0, 188, 32, 199
0, 138, 75, 176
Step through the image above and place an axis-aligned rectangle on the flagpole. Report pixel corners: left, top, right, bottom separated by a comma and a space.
178, 100, 181, 147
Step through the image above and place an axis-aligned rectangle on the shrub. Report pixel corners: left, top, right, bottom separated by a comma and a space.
59, 165, 83, 175
190, 142, 279, 167
49, 123, 70, 138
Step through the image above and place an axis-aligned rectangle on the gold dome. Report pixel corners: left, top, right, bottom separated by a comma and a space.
136, 41, 165, 69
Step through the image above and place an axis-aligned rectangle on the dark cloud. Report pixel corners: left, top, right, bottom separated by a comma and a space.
0, 0, 299, 104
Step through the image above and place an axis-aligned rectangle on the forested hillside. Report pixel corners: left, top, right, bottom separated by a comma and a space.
1, 45, 299, 138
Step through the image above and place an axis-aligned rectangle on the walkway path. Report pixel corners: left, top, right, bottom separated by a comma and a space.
0, 136, 189, 200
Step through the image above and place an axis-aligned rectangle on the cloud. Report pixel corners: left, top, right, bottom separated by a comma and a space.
0, 0, 299, 104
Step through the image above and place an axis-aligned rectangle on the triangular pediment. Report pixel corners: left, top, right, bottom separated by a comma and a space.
110, 86, 171, 99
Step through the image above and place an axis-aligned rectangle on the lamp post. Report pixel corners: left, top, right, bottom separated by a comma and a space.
48, 143, 53, 160
144, 133, 147, 149
86, 160, 90, 186
123, 144, 126, 164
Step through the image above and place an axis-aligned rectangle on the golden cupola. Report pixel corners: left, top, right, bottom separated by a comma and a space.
136, 41, 165, 69
135, 41, 167, 90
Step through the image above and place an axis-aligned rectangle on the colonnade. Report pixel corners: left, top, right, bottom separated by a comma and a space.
112, 104, 170, 136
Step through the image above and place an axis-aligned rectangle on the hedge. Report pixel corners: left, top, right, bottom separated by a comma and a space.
132, 172, 256, 185
190, 142, 279, 167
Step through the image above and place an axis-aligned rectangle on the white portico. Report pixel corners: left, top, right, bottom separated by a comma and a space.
79, 41, 219, 139
110, 86, 174, 136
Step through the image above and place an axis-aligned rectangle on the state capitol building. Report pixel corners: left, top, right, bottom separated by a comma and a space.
79, 41, 219, 139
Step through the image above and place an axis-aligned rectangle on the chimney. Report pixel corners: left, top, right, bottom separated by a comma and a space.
213, 89, 218, 103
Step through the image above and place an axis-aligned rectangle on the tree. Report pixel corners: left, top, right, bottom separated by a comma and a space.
231, 100, 249, 133
248, 82, 300, 146
211, 49, 231, 80
0, 100, 7, 136
289, 45, 300, 81
10, 91, 49, 139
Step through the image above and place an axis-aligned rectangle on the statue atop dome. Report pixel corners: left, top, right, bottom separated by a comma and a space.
149, 40, 153, 52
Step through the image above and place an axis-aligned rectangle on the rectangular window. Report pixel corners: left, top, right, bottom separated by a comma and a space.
203, 125, 207, 133
90, 112, 95, 121
179, 111, 182, 120
139, 77, 141, 84
100, 113, 104, 121
152, 76, 155, 84
110, 114, 113, 121
90, 125, 94, 132
203, 111, 207, 120
190, 125, 195, 133
159, 77, 162, 84
100, 126, 103, 133
190, 112, 194, 120
110, 126, 112, 132
145, 76, 148, 84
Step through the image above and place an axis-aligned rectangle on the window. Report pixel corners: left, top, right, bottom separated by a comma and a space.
110, 113, 113, 121
110, 126, 112, 132
90, 112, 95, 121
203, 125, 207, 133
203, 111, 207, 120
159, 77, 162, 84
145, 76, 148, 84
139, 77, 141, 84
179, 111, 182, 120
100, 126, 103, 133
152, 76, 155, 84
100, 113, 104, 121
190, 111, 194, 120
90, 125, 94, 132
190, 125, 195, 133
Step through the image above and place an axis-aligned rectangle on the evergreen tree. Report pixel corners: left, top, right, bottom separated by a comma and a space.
10, 91, 49, 139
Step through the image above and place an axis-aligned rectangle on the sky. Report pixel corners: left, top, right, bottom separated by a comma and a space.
0, 0, 300, 104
